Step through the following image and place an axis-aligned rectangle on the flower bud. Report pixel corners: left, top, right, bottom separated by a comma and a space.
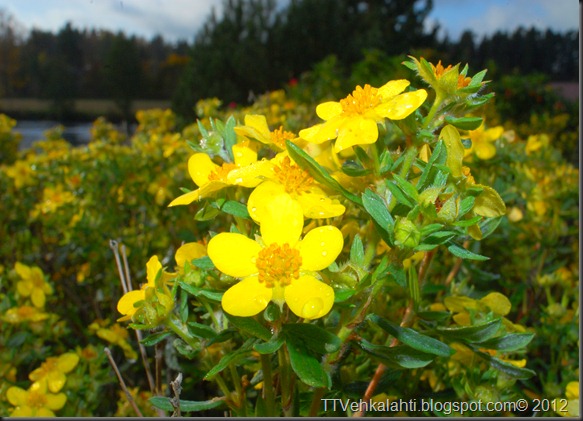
394, 218, 421, 249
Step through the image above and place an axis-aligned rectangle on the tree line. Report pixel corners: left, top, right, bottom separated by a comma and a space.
0, 0, 578, 121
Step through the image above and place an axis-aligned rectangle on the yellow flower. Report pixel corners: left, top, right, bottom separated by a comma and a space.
248, 154, 345, 220
3, 160, 35, 188
174, 242, 207, 269
29, 353, 80, 393
14, 262, 53, 308
235, 114, 296, 150
116, 256, 172, 322
89, 320, 138, 360
7, 381, 67, 417
556, 381, 579, 417
30, 185, 76, 218
2, 305, 50, 323
464, 123, 504, 160
168, 141, 271, 206
525, 134, 549, 155
299, 80, 427, 153
208, 193, 343, 319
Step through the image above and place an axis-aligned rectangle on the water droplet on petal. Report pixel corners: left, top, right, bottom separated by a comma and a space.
302, 297, 324, 319
235, 177, 243, 184
251, 207, 257, 213
322, 251, 327, 256
320, 241, 326, 247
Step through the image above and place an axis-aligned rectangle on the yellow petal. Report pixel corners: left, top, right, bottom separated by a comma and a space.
480, 292, 511, 316
566, 381, 579, 400
175, 242, 207, 267
117, 290, 146, 316
16, 280, 31, 297
232, 142, 258, 167
247, 181, 287, 223
475, 141, 496, 160
7, 386, 26, 406
299, 120, 341, 144
316, 101, 343, 120
379, 89, 427, 120
168, 190, 199, 207
188, 153, 218, 186
260, 193, 304, 246
222, 276, 272, 317
45, 392, 67, 411
296, 189, 346, 219
207, 233, 262, 277
377, 79, 410, 99
334, 116, 377, 153
226, 159, 271, 187
284, 275, 334, 319
11, 406, 34, 416
299, 225, 343, 270
31, 289, 46, 308
57, 353, 80, 374
36, 407, 57, 416
14, 262, 31, 280
47, 371, 66, 393
146, 256, 162, 286
235, 114, 270, 143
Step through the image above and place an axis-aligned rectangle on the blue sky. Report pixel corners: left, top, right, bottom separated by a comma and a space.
1, 0, 579, 43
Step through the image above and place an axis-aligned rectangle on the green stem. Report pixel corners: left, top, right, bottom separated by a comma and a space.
229, 364, 246, 416
423, 93, 444, 129
260, 354, 275, 417
278, 345, 294, 417
166, 316, 199, 350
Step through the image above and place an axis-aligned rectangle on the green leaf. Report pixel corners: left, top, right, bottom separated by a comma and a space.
204, 338, 255, 379
392, 174, 419, 202
179, 281, 223, 302
362, 189, 394, 231
444, 116, 483, 131
478, 216, 503, 239
473, 350, 536, 379
140, 331, 172, 346
477, 333, 535, 352
286, 338, 331, 388
417, 141, 445, 190
286, 140, 362, 205
359, 340, 434, 369
386, 180, 415, 208
458, 196, 475, 218
349, 234, 365, 266
192, 256, 215, 270
283, 323, 341, 354
368, 314, 453, 357
447, 244, 489, 261
440, 125, 464, 178
253, 335, 285, 354
149, 396, 225, 413
221, 200, 249, 218
437, 319, 502, 343
187, 322, 218, 339
226, 314, 272, 341
195, 204, 220, 221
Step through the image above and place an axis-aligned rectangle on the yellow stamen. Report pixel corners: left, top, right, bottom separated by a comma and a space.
339, 84, 381, 115
273, 156, 313, 194
208, 163, 238, 182
27, 390, 48, 408
256, 243, 302, 288
270, 126, 295, 149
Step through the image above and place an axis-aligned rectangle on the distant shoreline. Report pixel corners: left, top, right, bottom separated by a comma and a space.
0, 98, 172, 123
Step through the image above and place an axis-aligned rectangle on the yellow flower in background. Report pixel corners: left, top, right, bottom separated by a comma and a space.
208, 193, 343, 319
464, 123, 504, 160
2, 305, 50, 324
248, 153, 345, 221
525, 134, 550, 155
168, 141, 271, 206
29, 353, 80, 393
299, 80, 427, 153
556, 381, 579, 417
15, 262, 53, 308
235, 114, 297, 150
89, 320, 138, 360
3, 160, 35, 188
30, 184, 76, 218
116, 255, 172, 322
7, 381, 67, 417
174, 242, 207, 269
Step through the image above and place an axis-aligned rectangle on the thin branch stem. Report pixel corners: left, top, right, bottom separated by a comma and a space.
104, 347, 143, 417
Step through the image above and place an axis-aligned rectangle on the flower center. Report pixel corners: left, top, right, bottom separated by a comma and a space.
208, 163, 238, 182
269, 126, 295, 149
256, 243, 302, 288
340, 84, 381, 115
27, 390, 48, 408
273, 156, 313, 194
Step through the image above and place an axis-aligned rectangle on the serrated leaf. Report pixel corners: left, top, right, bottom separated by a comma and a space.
286, 140, 362, 205
447, 244, 489, 261
359, 340, 434, 369
286, 338, 331, 388
283, 323, 341, 354
368, 314, 453, 357
437, 319, 502, 343
149, 396, 225, 413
